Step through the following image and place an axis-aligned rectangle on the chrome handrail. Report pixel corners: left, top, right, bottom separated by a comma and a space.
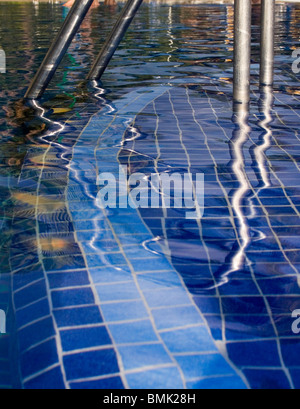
88, 0, 144, 80
25, 0, 95, 99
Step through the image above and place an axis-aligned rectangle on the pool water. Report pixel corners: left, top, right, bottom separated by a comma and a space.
0, 1, 300, 390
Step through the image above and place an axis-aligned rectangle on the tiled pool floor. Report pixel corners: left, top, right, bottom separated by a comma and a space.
2, 81, 299, 389
0, 1, 300, 390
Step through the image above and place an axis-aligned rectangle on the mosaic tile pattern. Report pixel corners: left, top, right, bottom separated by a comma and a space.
120, 84, 300, 389
1, 75, 298, 389
66, 87, 246, 389
0, 81, 297, 389
9, 75, 300, 389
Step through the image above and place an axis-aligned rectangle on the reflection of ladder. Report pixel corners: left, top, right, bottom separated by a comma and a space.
25, 0, 275, 101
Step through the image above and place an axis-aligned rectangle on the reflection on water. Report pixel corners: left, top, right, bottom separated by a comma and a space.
216, 83, 278, 283
218, 103, 252, 286
251, 87, 273, 194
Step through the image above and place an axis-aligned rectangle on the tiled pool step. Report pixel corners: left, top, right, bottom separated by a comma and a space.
10, 87, 247, 389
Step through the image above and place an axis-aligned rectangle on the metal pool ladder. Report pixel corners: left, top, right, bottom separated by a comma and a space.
25, 0, 275, 101
25, 0, 143, 99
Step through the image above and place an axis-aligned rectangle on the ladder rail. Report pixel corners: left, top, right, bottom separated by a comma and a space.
25, 0, 275, 101
25, 0, 96, 100
88, 0, 144, 80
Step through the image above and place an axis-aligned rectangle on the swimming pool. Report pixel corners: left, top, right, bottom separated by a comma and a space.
0, 0, 300, 390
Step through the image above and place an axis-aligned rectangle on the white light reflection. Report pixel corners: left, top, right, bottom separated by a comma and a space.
32, 98, 98, 204
87, 82, 117, 253
213, 102, 252, 288
26, 99, 69, 185
248, 85, 273, 221
31, 99, 66, 146
229, 104, 252, 273
167, 7, 175, 64
216, 85, 274, 288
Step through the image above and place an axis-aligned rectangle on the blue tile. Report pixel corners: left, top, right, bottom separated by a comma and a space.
14, 280, 47, 310
48, 271, 90, 289
20, 339, 59, 379
60, 326, 112, 352
130, 258, 172, 272
119, 344, 172, 370
81, 240, 120, 254
53, 306, 103, 328
70, 376, 124, 389
39, 221, 74, 235
225, 315, 276, 340
143, 288, 191, 308
24, 367, 65, 389
43, 255, 86, 272
161, 326, 217, 354
137, 272, 182, 291
290, 369, 300, 389
101, 300, 148, 322
51, 288, 94, 308
281, 339, 300, 368
126, 367, 184, 389
96, 282, 140, 302
227, 340, 281, 367
258, 277, 300, 295
90, 266, 132, 284
10, 253, 39, 271
18, 317, 55, 352
152, 306, 203, 330
267, 296, 300, 314
221, 296, 268, 315
112, 223, 149, 236
16, 298, 50, 329
243, 369, 292, 389
71, 209, 103, 221
122, 247, 160, 259
13, 268, 44, 292
194, 296, 221, 314
273, 315, 298, 337
187, 375, 247, 389
109, 320, 158, 344
86, 253, 127, 268
118, 234, 152, 246
77, 230, 115, 242
176, 353, 236, 380
74, 220, 108, 231
63, 349, 119, 381
68, 200, 97, 212
218, 280, 260, 296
